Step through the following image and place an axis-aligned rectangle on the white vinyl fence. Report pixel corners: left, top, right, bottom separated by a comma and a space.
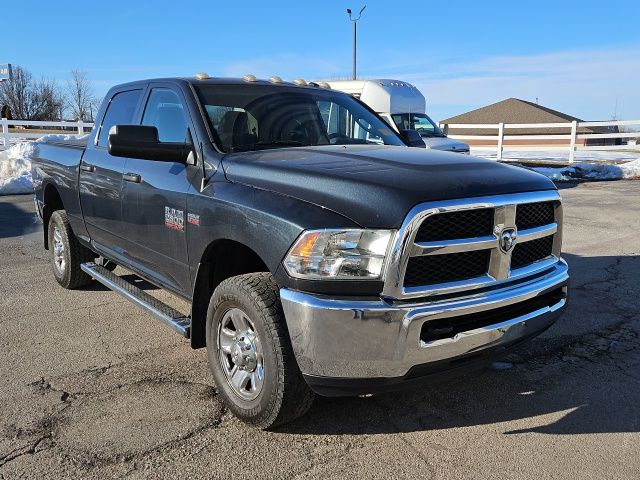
1, 118, 94, 149
439, 119, 640, 163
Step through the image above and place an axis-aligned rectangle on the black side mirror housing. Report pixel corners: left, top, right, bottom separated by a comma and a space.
399, 129, 427, 148
108, 125, 190, 162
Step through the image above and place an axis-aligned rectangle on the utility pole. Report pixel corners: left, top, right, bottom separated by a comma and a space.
347, 6, 366, 80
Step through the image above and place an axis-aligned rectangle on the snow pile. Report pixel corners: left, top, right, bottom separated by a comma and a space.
36, 133, 89, 143
530, 158, 640, 182
0, 142, 35, 195
0, 135, 88, 196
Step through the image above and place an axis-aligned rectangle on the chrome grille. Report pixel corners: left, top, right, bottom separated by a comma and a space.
382, 191, 563, 299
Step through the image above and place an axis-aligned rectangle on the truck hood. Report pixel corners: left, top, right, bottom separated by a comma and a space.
221, 145, 555, 228
423, 136, 469, 152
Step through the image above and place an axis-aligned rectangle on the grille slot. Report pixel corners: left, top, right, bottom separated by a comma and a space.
415, 208, 494, 242
516, 202, 555, 230
404, 250, 490, 287
511, 236, 554, 269
420, 287, 566, 343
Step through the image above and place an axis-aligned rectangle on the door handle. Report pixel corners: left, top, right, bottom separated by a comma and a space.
123, 173, 142, 183
80, 163, 95, 172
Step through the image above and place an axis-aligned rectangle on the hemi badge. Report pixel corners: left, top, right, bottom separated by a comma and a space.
187, 213, 201, 226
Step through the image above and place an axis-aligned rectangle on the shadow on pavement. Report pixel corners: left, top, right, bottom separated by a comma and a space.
279, 253, 639, 436
0, 197, 41, 239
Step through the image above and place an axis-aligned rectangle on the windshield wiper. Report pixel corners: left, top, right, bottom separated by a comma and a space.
231, 140, 305, 152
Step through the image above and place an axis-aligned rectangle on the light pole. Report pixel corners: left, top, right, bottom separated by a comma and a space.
347, 5, 366, 80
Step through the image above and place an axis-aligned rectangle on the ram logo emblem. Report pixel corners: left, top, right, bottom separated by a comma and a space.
500, 228, 517, 253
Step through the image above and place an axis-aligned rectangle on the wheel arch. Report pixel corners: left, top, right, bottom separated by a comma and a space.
190, 239, 270, 349
42, 182, 65, 250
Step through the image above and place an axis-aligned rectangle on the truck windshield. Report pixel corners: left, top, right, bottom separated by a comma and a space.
391, 113, 445, 137
194, 84, 405, 153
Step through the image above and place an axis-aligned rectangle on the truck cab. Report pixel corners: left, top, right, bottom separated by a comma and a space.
324, 79, 470, 154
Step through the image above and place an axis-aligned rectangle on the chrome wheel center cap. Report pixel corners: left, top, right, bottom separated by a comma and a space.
230, 332, 257, 372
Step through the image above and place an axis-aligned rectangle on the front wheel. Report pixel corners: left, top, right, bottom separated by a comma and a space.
206, 273, 314, 429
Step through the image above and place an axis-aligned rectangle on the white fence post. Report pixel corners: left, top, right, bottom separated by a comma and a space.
497, 122, 504, 160
1, 117, 8, 147
77, 120, 84, 135
569, 120, 578, 164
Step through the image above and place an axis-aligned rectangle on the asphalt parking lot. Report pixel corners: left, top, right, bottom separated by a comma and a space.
1, 181, 639, 479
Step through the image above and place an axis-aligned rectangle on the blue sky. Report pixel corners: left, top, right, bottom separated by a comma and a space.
4, 0, 639, 121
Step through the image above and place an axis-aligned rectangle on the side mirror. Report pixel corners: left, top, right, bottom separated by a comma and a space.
398, 129, 426, 148
108, 125, 190, 162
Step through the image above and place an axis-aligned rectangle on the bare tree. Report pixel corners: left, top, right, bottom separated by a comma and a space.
66, 69, 98, 122
0, 65, 63, 120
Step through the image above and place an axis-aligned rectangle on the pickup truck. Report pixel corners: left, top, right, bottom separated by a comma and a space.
31, 75, 569, 429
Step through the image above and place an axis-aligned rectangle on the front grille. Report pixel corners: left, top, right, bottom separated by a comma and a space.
511, 236, 554, 269
404, 250, 490, 287
516, 202, 555, 230
387, 192, 562, 299
420, 287, 566, 343
415, 208, 494, 242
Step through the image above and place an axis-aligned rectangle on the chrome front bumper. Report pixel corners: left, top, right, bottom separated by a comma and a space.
280, 260, 568, 383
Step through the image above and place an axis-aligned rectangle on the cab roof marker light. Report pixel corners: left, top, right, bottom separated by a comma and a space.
243, 74, 257, 82
292, 78, 307, 86
269, 75, 283, 84
195, 72, 210, 80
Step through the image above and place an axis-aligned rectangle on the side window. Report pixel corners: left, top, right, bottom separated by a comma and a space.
142, 89, 189, 143
97, 89, 143, 147
317, 100, 382, 144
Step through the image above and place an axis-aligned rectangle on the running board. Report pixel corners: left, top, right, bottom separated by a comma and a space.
81, 262, 191, 338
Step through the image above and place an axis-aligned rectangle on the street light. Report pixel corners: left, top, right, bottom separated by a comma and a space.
347, 5, 366, 80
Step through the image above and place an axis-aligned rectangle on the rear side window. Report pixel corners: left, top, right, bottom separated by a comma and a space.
141, 89, 189, 143
97, 89, 143, 147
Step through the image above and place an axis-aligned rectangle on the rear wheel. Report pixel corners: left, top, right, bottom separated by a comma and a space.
48, 210, 94, 289
206, 272, 314, 429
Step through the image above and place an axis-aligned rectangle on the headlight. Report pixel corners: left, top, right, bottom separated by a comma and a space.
283, 229, 394, 280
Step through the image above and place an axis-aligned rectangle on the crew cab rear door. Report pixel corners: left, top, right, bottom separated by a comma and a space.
119, 84, 197, 295
79, 88, 144, 253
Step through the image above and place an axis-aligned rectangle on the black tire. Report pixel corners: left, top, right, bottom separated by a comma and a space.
206, 272, 314, 429
48, 210, 94, 289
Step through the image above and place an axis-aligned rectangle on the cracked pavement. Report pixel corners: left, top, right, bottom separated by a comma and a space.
1, 180, 639, 479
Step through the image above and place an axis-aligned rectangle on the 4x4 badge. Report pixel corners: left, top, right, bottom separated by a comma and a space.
500, 228, 517, 253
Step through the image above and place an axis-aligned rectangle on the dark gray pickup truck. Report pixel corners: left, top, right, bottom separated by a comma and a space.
31, 75, 568, 428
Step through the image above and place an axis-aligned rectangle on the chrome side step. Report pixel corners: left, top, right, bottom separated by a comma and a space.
80, 262, 190, 338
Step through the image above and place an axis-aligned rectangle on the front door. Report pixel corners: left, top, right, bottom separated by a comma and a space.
120, 86, 196, 295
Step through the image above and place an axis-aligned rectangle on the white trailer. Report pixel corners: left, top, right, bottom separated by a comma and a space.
323, 79, 469, 153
